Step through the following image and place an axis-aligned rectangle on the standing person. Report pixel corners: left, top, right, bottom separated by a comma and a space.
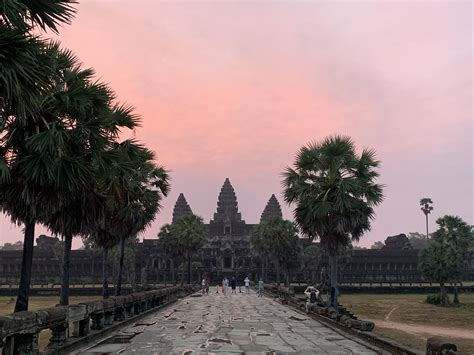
205, 278, 210, 295
257, 278, 264, 298
222, 277, 226, 296
244, 276, 250, 294
231, 276, 237, 294
224, 277, 229, 294
201, 277, 206, 294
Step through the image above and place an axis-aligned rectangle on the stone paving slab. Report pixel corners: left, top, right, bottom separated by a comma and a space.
75, 291, 380, 355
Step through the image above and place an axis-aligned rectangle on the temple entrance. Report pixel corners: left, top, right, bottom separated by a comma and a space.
224, 256, 232, 269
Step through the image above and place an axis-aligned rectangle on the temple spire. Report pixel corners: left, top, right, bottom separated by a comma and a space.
212, 178, 242, 222
172, 193, 193, 223
260, 194, 283, 223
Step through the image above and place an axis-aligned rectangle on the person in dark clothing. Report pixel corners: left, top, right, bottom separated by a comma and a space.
231, 276, 237, 294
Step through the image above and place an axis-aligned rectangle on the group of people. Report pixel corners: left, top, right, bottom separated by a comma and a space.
201, 276, 265, 297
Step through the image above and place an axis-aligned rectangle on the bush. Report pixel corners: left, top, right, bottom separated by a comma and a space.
426, 294, 443, 305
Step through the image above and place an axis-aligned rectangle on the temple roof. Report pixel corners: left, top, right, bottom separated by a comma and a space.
260, 194, 283, 223
212, 178, 242, 222
172, 193, 193, 223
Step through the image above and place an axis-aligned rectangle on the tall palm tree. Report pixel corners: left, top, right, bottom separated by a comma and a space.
111, 143, 170, 296
420, 198, 434, 240
44, 77, 140, 305
283, 135, 384, 308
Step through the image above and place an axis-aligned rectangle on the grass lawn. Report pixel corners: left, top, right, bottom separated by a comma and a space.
0, 295, 100, 316
339, 293, 474, 354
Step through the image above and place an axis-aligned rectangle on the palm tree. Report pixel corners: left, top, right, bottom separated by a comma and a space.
111, 143, 170, 296
0, 0, 77, 120
283, 135, 384, 308
0, 45, 104, 312
159, 215, 207, 285
420, 198, 434, 240
44, 79, 139, 305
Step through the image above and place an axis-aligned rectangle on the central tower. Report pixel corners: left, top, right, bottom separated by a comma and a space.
209, 178, 246, 236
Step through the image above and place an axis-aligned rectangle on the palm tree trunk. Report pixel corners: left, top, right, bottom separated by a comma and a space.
115, 235, 126, 296
102, 247, 109, 299
440, 281, 448, 306
14, 221, 35, 312
425, 214, 429, 240
276, 260, 280, 285
329, 252, 338, 308
263, 256, 268, 282
453, 281, 460, 305
59, 233, 73, 306
187, 255, 192, 284
171, 259, 176, 285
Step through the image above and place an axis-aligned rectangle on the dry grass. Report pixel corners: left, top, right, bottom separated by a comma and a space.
339, 293, 474, 354
0, 296, 100, 316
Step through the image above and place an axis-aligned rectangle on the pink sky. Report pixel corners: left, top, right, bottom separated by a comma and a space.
1, 1, 472, 249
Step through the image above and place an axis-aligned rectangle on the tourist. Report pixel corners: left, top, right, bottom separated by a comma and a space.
244, 276, 250, 294
201, 277, 206, 294
304, 285, 320, 301
222, 277, 226, 295
205, 278, 210, 295
257, 278, 264, 297
231, 276, 237, 294
224, 277, 229, 294
305, 287, 319, 314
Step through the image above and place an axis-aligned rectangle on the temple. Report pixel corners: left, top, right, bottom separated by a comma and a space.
0, 178, 473, 285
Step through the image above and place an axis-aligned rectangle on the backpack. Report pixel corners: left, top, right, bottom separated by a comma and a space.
310, 291, 317, 303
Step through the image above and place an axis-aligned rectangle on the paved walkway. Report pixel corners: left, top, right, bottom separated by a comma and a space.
77, 290, 379, 354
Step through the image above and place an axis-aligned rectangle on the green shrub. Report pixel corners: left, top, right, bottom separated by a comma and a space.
426, 294, 442, 305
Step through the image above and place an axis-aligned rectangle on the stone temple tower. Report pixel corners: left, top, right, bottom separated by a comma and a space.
260, 194, 283, 223
172, 193, 193, 223
209, 178, 246, 236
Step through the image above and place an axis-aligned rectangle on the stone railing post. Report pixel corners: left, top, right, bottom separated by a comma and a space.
0, 312, 39, 355
68, 304, 89, 337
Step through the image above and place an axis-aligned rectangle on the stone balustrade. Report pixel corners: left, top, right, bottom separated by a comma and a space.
0, 285, 194, 355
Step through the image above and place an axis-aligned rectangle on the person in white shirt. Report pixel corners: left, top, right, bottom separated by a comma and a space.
304, 286, 320, 314
244, 276, 250, 293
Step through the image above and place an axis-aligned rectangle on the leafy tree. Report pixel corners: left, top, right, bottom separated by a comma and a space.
283, 135, 384, 307
419, 215, 473, 306
420, 198, 434, 240
251, 217, 300, 284
250, 223, 272, 280
370, 241, 384, 249
158, 224, 179, 284
408, 232, 429, 249
158, 215, 207, 284
1, 241, 23, 250
300, 243, 321, 283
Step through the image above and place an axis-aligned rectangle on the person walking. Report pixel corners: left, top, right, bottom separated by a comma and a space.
231, 276, 237, 294
205, 278, 210, 295
201, 277, 206, 294
244, 276, 250, 294
257, 278, 264, 298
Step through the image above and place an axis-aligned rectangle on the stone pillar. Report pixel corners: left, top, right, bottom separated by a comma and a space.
90, 312, 104, 330
48, 325, 67, 347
